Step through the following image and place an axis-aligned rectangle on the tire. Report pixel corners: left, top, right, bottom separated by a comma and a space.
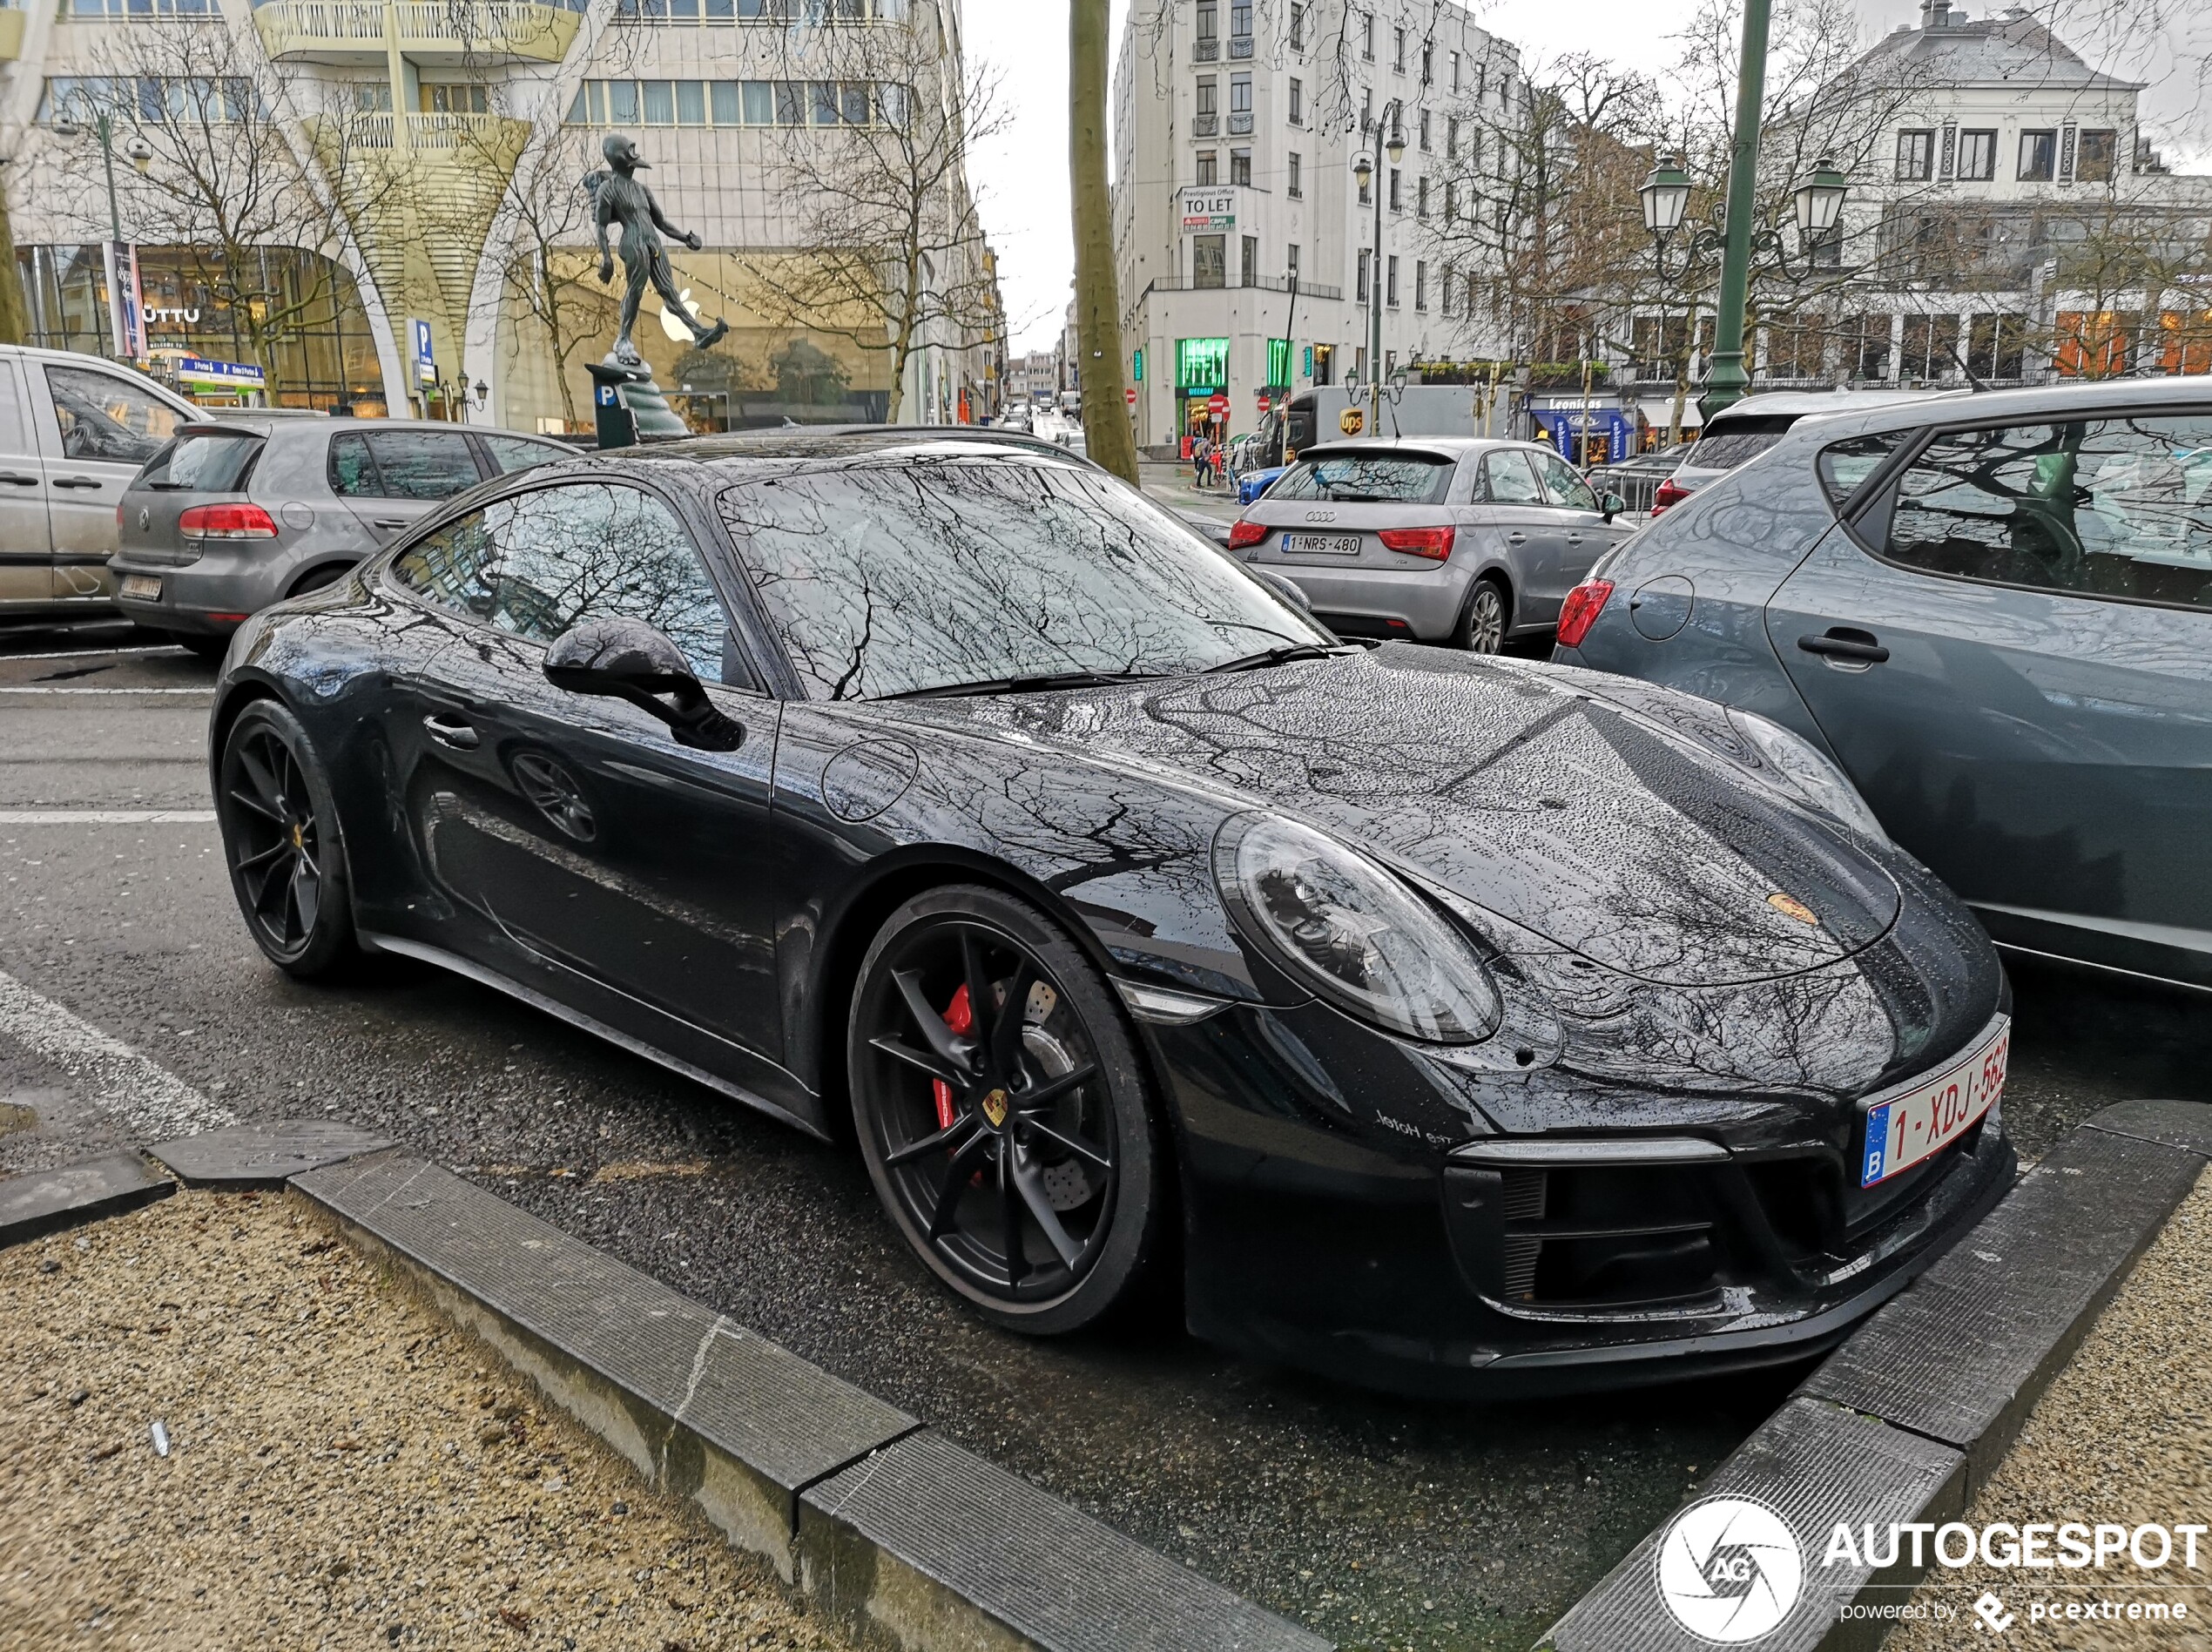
215, 699, 359, 979
847, 883, 1165, 1335
1454, 577, 1510, 654
177, 632, 232, 662
287, 563, 349, 599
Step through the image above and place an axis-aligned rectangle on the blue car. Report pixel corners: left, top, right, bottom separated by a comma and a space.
1554, 375, 2212, 992
1237, 463, 1288, 505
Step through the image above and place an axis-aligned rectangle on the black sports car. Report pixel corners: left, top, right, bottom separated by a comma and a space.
209, 432, 2014, 1396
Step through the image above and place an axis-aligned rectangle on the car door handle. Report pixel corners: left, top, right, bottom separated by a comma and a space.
1566, 531, 1586, 545
422, 713, 480, 750
0, 471, 37, 486
1797, 630, 1891, 664
372, 516, 410, 529
51, 475, 102, 489
1506, 531, 1527, 545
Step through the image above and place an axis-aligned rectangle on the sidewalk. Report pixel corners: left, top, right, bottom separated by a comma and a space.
1137, 459, 1241, 523
0, 1189, 842, 1652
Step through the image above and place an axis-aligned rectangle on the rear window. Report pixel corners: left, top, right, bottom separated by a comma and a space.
136, 430, 260, 494
1267, 453, 1453, 504
1683, 430, 1784, 471
482, 434, 570, 475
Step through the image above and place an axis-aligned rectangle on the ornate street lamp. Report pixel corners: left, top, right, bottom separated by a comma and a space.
1639, 156, 1692, 238
1351, 105, 1406, 437
1793, 157, 1849, 237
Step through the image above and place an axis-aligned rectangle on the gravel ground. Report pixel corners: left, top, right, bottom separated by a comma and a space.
1889, 1167, 2212, 1650
0, 1187, 846, 1652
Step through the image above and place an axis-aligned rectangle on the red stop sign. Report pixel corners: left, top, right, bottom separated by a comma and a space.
1207, 392, 1230, 417
1124, 386, 1136, 406
1257, 394, 1271, 413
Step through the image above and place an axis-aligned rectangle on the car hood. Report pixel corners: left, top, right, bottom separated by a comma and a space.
887, 645, 1901, 988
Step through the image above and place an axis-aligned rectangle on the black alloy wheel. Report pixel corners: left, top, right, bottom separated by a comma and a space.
848, 885, 1163, 1334
217, 699, 358, 978
1458, 577, 1509, 654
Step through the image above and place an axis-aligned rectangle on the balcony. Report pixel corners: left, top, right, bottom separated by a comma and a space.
1228, 111, 1252, 134
339, 110, 533, 157
1191, 112, 1217, 136
1229, 33, 1251, 57
1193, 36, 1217, 59
253, 0, 582, 65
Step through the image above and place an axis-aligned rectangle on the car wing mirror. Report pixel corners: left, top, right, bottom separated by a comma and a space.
543, 616, 744, 752
1601, 490, 1627, 523
1252, 568, 1314, 614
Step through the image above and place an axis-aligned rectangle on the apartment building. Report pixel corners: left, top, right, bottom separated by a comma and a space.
1112, 0, 1524, 449
0, 0, 995, 429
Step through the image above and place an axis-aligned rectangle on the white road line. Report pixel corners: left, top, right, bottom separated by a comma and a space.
0, 966, 235, 1138
0, 810, 217, 824
1, 645, 188, 661
0, 686, 212, 695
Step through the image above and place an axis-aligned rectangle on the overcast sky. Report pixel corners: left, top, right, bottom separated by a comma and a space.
968, 0, 2210, 356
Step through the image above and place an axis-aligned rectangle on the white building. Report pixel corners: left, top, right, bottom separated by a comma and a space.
1112, 0, 1525, 451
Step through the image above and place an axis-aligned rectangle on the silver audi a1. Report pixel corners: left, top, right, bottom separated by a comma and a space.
1227, 438, 1632, 652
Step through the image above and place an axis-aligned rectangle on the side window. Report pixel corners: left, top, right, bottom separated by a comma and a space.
1884, 415, 2212, 610
1481, 449, 1545, 503
1529, 448, 1597, 510
395, 482, 739, 683
44, 367, 185, 464
362, 430, 482, 500
328, 431, 379, 496
481, 434, 568, 475
1817, 433, 1905, 509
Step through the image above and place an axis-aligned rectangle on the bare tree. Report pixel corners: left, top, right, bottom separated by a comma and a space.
0, 154, 29, 345
742, 11, 1004, 424
1072, 0, 1138, 481
472, 129, 613, 430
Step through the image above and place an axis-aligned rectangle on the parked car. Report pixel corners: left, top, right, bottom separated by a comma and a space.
1554, 374, 2212, 992
1584, 441, 1694, 517
111, 417, 573, 656
1236, 462, 1289, 505
0, 344, 205, 623
1651, 388, 1955, 516
209, 428, 2014, 1396
1226, 438, 1631, 651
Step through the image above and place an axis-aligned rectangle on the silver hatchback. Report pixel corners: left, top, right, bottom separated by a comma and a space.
111, 417, 572, 655
1227, 438, 1631, 651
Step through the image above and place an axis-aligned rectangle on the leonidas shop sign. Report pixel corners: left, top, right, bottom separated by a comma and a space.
1181, 189, 1237, 232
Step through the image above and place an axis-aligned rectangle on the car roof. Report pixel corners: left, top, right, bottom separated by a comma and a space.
574, 427, 1101, 472
1700, 388, 1966, 432
1293, 437, 1518, 463
1799, 373, 2212, 435
176, 416, 507, 437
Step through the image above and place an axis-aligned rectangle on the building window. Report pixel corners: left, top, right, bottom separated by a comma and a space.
1288, 78, 1303, 125
1241, 234, 1258, 286
1967, 311, 2027, 379
1413, 260, 1426, 311
2077, 128, 2116, 182
1231, 147, 1251, 185
1386, 254, 1399, 306
1230, 0, 1251, 57
1229, 74, 1251, 133
1356, 157, 1371, 205
1443, 180, 1455, 221
566, 76, 887, 128
1388, 167, 1400, 212
1287, 243, 1299, 280
1195, 3, 1217, 58
1451, 51, 1461, 91
1419, 108, 1431, 151
1393, 25, 1405, 71
1287, 151, 1302, 197
1175, 336, 1230, 389
1420, 43, 1433, 84
1957, 129, 1996, 180
2018, 130, 2055, 181
1361, 86, 1372, 127
1417, 174, 1429, 217
1446, 116, 1458, 158
1195, 150, 1217, 185
1361, 11, 1374, 59
1896, 128, 1933, 181
1193, 235, 1226, 289
1289, 2, 1304, 50
1901, 313, 1960, 379
1356, 248, 1370, 302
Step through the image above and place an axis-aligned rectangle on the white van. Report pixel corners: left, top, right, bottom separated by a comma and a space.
0, 346, 205, 620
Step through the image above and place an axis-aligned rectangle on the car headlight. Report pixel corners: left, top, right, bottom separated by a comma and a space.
1724, 709, 1887, 842
1214, 813, 1501, 1043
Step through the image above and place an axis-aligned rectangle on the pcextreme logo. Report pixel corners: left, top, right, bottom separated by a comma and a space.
1655, 1497, 1806, 1643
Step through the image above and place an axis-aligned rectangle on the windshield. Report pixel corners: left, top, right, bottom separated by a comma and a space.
717, 457, 1331, 700
1267, 454, 1454, 504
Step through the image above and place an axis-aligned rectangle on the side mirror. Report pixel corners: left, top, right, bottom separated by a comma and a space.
1601, 490, 1627, 523
543, 616, 744, 752
1252, 568, 1314, 614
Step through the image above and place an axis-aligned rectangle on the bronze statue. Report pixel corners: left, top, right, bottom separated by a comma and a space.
586, 134, 727, 367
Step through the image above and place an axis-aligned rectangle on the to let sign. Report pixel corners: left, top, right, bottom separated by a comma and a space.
1180, 189, 1237, 233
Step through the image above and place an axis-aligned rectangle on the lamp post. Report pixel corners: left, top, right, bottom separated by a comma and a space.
51, 111, 153, 363
1350, 104, 1406, 437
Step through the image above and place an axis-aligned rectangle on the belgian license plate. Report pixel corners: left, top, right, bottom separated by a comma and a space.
1281, 533, 1360, 556
119, 575, 162, 601
1859, 1015, 2009, 1187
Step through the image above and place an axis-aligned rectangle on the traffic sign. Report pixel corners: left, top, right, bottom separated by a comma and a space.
1256, 393, 1271, 413
1207, 392, 1230, 416
1124, 386, 1136, 406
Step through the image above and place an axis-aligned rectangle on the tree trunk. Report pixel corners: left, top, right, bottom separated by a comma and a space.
0, 181, 30, 346
1069, 0, 1139, 484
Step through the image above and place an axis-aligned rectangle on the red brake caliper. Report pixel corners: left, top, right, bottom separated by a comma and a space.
931, 983, 974, 1130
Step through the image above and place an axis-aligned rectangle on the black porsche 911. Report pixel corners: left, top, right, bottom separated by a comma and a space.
208, 431, 2014, 1396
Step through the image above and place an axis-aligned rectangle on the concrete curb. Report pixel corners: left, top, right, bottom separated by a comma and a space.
1538, 1100, 2212, 1652
0, 1149, 172, 1247
289, 1146, 1332, 1652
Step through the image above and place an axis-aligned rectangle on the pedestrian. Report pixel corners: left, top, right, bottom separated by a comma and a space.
1193, 430, 1211, 490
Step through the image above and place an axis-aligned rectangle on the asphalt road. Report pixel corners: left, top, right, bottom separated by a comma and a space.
3, 621, 2206, 1652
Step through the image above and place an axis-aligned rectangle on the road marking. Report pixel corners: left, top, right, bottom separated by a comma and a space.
0, 810, 217, 824
0, 966, 235, 1138
0, 645, 188, 661
0, 686, 212, 696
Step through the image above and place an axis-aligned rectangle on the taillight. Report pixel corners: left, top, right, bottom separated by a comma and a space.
1376, 525, 1455, 560
179, 502, 280, 540
1555, 579, 1615, 649
1227, 519, 1268, 550
1650, 478, 1690, 515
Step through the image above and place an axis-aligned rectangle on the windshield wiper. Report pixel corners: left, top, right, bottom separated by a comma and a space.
886, 669, 1170, 701
1203, 643, 1346, 674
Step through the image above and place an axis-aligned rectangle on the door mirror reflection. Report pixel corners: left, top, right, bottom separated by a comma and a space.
543, 617, 745, 752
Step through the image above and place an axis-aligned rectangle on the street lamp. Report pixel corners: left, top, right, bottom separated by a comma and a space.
1793, 157, 1848, 237
1639, 156, 1692, 237
1351, 103, 1406, 438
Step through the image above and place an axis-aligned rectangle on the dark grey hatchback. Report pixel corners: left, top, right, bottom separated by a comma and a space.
1555, 376, 2212, 991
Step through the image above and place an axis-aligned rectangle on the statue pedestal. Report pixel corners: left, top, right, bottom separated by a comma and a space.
586, 355, 690, 448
